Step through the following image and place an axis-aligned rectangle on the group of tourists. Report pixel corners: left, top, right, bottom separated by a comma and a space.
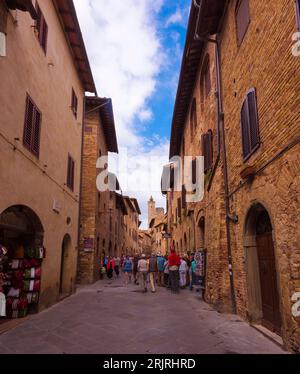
101, 250, 204, 295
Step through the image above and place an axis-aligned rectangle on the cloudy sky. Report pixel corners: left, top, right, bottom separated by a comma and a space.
74, 0, 190, 228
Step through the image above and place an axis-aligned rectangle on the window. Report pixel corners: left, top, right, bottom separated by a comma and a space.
202, 131, 213, 173
236, 0, 250, 46
36, 2, 48, 53
190, 99, 197, 140
23, 94, 42, 157
67, 155, 75, 191
295, 0, 300, 30
241, 88, 260, 160
71, 89, 78, 119
181, 185, 186, 209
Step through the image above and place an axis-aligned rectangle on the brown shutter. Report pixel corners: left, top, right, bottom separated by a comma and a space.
207, 131, 213, 170
67, 155, 74, 191
248, 89, 260, 150
23, 96, 34, 149
41, 17, 48, 53
295, 0, 300, 30
236, 0, 250, 45
241, 89, 260, 160
32, 110, 41, 156
241, 99, 250, 158
181, 185, 186, 209
192, 158, 197, 185
36, 3, 41, 37
177, 198, 181, 218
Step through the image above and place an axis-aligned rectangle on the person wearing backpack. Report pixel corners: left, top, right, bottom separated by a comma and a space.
157, 253, 165, 287
123, 255, 133, 285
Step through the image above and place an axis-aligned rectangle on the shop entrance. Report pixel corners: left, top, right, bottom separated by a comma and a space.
0, 205, 44, 320
244, 204, 282, 335
59, 234, 72, 297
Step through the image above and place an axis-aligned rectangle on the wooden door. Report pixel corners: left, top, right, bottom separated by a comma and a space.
256, 233, 281, 335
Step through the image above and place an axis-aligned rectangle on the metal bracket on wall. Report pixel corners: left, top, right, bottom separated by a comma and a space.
228, 215, 239, 224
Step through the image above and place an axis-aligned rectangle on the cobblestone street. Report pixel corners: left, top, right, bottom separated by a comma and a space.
0, 278, 286, 354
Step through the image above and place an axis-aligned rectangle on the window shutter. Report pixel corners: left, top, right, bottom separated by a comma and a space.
71, 89, 78, 118
236, 0, 250, 45
192, 158, 197, 185
23, 97, 34, 149
248, 89, 259, 150
202, 132, 213, 173
241, 89, 260, 160
32, 110, 41, 156
41, 17, 48, 53
67, 155, 75, 191
181, 185, 186, 209
177, 198, 181, 218
295, 0, 300, 30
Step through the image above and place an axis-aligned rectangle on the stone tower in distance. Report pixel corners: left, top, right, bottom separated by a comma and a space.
148, 196, 156, 228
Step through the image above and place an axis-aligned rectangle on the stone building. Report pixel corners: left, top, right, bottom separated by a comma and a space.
149, 214, 168, 256
0, 0, 96, 311
77, 97, 119, 284
165, 0, 300, 352
138, 230, 152, 256
147, 196, 164, 228
123, 197, 141, 255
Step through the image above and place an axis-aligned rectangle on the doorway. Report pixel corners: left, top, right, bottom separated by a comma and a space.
244, 204, 282, 335
59, 234, 72, 297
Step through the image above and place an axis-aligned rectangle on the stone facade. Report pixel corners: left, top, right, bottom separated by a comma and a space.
123, 197, 140, 255
0, 1, 96, 309
166, 0, 300, 352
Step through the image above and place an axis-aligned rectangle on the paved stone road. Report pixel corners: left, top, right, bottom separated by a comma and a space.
0, 278, 286, 354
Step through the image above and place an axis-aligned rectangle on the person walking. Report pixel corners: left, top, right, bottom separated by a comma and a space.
179, 257, 188, 288
149, 253, 158, 293
133, 254, 140, 284
138, 254, 149, 293
106, 256, 115, 280
189, 253, 196, 291
163, 256, 169, 288
114, 255, 121, 278
157, 253, 165, 287
123, 255, 133, 285
168, 249, 181, 293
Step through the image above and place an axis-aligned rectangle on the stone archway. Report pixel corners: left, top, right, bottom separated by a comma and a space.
59, 234, 72, 297
244, 203, 282, 335
196, 216, 205, 250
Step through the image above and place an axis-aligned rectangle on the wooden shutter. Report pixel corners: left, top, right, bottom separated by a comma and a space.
236, 0, 250, 45
67, 155, 75, 191
177, 198, 182, 218
36, 3, 47, 53
23, 96, 34, 149
181, 185, 186, 209
192, 158, 197, 185
241, 88, 260, 160
295, 0, 300, 30
32, 110, 41, 156
72, 89, 78, 118
23, 95, 41, 157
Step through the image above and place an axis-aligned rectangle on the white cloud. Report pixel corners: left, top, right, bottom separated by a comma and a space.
74, 0, 169, 227
165, 8, 183, 27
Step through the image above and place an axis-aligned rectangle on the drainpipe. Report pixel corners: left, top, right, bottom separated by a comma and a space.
193, 0, 237, 314
76, 95, 86, 285
215, 40, 237, 314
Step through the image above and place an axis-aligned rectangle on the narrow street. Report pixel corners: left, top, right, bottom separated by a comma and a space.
0, 278, 285, 354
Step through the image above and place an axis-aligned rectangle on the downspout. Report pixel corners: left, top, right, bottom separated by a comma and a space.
76, 95, 86, 285
194, 0, 237, 313
215, 39, 237, 314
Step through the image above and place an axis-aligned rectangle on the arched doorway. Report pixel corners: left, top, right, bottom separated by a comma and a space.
0, 205, 44, 316
244, 203, 282, 335
196, 216, 205, 250
59, 234, 72, 297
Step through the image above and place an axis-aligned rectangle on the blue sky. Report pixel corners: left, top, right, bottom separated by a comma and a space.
74, 0, 190, 227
